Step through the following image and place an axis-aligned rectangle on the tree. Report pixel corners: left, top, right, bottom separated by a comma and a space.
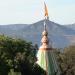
56, 45, 75, 75
0, 35, 46, 75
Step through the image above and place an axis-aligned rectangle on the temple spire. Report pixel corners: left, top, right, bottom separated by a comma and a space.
44, 2, 49, 33
36, 2, 61, 75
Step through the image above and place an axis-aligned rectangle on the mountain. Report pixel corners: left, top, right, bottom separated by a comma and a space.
0, 20, 75, 48
65, 23, 75, 30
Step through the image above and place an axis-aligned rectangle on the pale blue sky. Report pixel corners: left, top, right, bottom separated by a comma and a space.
0, 0, 75, 25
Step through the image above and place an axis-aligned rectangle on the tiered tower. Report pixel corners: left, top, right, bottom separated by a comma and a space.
36, 3, 61, 75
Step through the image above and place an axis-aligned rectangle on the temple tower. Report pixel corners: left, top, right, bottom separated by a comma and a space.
36, 3, 61, 75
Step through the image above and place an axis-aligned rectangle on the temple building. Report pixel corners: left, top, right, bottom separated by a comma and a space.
36, 3, 61, 75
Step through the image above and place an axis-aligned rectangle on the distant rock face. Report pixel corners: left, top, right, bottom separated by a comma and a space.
0, 20, 75, 48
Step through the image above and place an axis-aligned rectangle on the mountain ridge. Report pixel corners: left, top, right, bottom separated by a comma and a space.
0, 20, 75, 48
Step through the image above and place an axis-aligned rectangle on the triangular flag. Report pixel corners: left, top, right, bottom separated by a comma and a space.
44, 2, 48, 17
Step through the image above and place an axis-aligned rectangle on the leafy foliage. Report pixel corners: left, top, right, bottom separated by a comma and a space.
56, 46, 75, 75
0, 35, 46, 75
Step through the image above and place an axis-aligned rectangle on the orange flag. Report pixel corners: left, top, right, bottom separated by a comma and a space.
44, 3, 48, 17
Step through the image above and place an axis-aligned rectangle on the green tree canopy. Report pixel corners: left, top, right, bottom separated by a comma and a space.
56, 45, 75, 75
0, 35, 46, 75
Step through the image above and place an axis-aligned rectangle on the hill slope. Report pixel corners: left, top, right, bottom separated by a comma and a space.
0, 20, 75, 48
65, 23, 75, 30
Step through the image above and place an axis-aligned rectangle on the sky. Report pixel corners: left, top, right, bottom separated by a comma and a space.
0, 0, 75, 25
